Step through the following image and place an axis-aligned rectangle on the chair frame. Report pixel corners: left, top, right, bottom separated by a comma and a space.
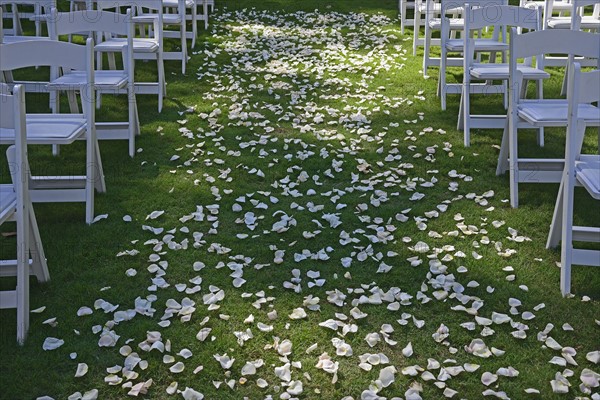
49, 7, 140, 157
458, 4, 546, 146
546, 63, 600, 296
0, 38, 104, 224
92, 0, 166, 112
437, 0, 509, 110
0, 84, 50, 344
495, 28, 600, 208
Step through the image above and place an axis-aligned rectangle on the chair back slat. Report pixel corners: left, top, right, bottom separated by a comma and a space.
510, 28, 600, 60
0, 40, 87, 70
467, 4, 541, 30
50, 9, 134, 37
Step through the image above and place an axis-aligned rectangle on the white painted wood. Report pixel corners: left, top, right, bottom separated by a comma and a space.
92, 0, 165, 112
497, 28, 600, 207
546, 64, 600, 296
49, 7, 139, 157
0, 85, 49, 344
0, 39, 104, 224
460, 5, 544, 146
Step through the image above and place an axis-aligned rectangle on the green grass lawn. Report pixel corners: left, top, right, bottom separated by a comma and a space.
1, 1, 599, 399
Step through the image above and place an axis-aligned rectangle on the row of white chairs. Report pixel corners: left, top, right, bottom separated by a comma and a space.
400, 1, 599, 295
0, 2, 215, 344
442, 4, 599, 295
404, 0, 599, 73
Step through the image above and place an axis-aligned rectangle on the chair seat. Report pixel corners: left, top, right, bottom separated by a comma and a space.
95, 38, 159, 53
48, 71, 128, 90
470, 63, 550, 80
446, 38, 508, 52
133, 14, 183, 25
0, 185, 16, 222
518, 100, 600, 127
0, 114, 86, 145
429, 18, 464, 29
576, 155, 600, 199
547, 16, 600, 30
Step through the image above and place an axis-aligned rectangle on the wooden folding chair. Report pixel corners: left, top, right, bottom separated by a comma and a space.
546, 63, 600, 296
0, 84, 50, 344
93, 0, 166, 112
458, 5, 548, 146
437, 0, 508, 111
0, 38, 105, 224
496, 28, 600, 208
49, 7, 140, 157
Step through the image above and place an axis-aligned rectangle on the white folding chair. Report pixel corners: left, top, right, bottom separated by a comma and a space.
544, 0, 600, 70
0, 0, 55, 37
93, 0, 166, 112
496, 28, 600, 208
555, 0, 600, 94
546, 63, 600, 296
437, 0, 508, 110
399, 0, 416, 34
458, 5, 549, 146
0, 84, 50, 344
49, 7, 139, 157
545, 0, 600, 29
412, 0, 432, 56
165, 0, 198, 49
136, 0, 188, 74
0, 38, 105, 224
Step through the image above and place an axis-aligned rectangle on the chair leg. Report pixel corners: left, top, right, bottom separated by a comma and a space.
157, 54, 166, 113
28, 203, 49, 283
509, 115, 519, 208
438, 49, 447, 110
67, 91, 80, 114
496, 118, 510, 176
423, 27, 431, 76
191, 9, 198, 48
462, 83, 471, 147
560, 169, 575, 296
93, 140, 106, 194
413, 9, 421, 56
16, 195, 30, 345
546, 177, 565, 249
181, 27, 187, 75
457, 84, 465, 130
400, 2, 406, 35
129, 89, 139, 158
203, 1, 209, 29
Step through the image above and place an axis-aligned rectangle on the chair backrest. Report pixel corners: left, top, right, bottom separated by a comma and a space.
49, 8, 134, 39
92, 0, 162, 13
0, 39, 88, 71
0, 38, 95, 116
92, 0, 163, 46
49, 8, 135, 84
544, 0, 600, 28
464, 5, 542, 68
466, 3, 541, 31
438, 0, 508, 45
509, 27, 600, 69
433, 0, 506, 18
0, 85, 28, 209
